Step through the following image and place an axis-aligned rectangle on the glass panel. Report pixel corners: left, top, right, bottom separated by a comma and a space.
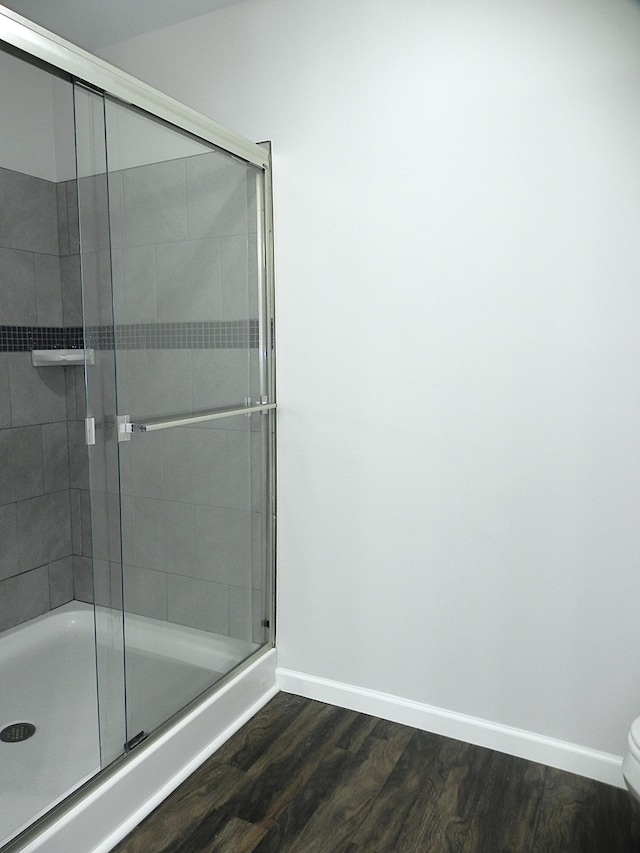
105, 98, 266, 422
118, 413, 271, 736
0, 49, 95, 847
0, 32, 273, 850
73, 83, 127, 767
103, 97, 271, 744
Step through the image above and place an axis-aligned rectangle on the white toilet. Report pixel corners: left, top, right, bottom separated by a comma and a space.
623, 716, 640, 803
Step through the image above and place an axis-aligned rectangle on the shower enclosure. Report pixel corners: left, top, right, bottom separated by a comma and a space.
0, 7, 275, 851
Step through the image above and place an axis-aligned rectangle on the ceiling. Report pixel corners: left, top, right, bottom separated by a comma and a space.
1, 0, 251, 50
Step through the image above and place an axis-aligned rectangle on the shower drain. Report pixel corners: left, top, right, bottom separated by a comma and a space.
0, 722, 36, 743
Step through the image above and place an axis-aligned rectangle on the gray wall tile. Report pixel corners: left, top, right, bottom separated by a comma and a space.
73, 365, 87, 420
0, 247, 36, 324
0, 354, 11, 428
103, 438, 121, 497
127, 350, 192, 419
106, 170, 124, 250
80, 489, 93, 557
166, 573, 229, 634
123, 564, 167, 620
247, 171, 258, 233
49, 556, 74, 608
17, 491, 72, 572
160, 426, 227, 506
77, 173, 110, 254
113, 245, 157, 324
8, 352, 67, 426
0, 168, 59, 254
70, 488, 83, 555
191, 349, 250, 412
221, 235, 249, 320
92, 558, 112, 607
73, 554, 93, 603
80, 249, 114, 326
34, 253, 63, 325
229, 584, 251, 641
226, 429, 251, 511
60, 254, 82, 326
65, 180, 80, 256
248, 230, 260, 320
123, 159, 187, 246
251, 430, 266, 512
67, 421, 89, 490
120, 493, 135, 567
56, 182, 70, 256
0, 168, 77, 631
249, 350, 262, 410
252, 510, 265, 591
0, 502, 19, 581
42, 421, 70, 493
88, 352, 116, 423
0, 566, 51, 632
89, 489, 121, 563
155, 239, 222, 322
186, 153, 248, 240
0, 425, 44, 502
118, 433, 163, 499
110, 560, 124, 610
134, 496, 194, 574
194, 505, 252, 587
65, 365, 78, 422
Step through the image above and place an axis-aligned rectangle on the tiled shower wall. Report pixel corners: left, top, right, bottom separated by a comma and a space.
0, 154, 265, 641
0, 166, 77, 631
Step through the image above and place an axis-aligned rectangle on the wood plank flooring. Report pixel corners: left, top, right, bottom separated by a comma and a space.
112, 693, 640, 853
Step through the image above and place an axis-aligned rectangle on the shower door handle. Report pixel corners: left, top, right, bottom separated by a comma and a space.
117, 403, 275, 441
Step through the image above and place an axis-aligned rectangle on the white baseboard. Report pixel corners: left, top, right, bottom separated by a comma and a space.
276, 666, 625, 789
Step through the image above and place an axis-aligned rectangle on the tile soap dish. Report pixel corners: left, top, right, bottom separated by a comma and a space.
31, 349, 95, 367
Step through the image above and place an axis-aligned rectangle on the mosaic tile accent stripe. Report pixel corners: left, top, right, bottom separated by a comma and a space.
0, 321, 259, 352
88, 320, 260, 350
66, 327, 85, 349
0, 326, 69, 352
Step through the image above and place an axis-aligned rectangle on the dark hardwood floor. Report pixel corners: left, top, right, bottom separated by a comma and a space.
112, 693, 640, 852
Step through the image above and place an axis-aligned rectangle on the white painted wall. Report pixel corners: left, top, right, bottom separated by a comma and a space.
101, 0, 640, 761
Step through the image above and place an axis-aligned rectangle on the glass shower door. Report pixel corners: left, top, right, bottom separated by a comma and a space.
74, 83, 127, 768
103, 97, 274, 745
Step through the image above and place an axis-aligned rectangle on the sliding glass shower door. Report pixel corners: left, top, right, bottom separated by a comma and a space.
76, 87, 275, 755
0, 10, 274, 843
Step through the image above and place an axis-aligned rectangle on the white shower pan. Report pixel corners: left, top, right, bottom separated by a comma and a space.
0, 603, 276, 851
